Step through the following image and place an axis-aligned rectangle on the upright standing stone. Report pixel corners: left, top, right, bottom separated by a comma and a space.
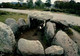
45, 22, 56, 46
27, 15, 30, 28
45, 22, 56, 38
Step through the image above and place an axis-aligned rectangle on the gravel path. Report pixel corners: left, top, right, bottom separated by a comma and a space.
0, 8, 80, 26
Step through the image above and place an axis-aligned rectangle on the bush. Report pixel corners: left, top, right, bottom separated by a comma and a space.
76, 10, 80, 16
71, 25, 80, 33
43, 8, 65, 12
43, 8, 50, 11
0, 11, 9, 15
51, 8, 64, 12
67, 9, 76, 14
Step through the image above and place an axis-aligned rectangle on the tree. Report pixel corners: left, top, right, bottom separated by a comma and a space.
27, 0, 33, 8
71, 0, 74, 1
45, 0, 51, 7
1, 2, 13, 8
35, 0, 42, 6
35, 0, 45, 9
70, 0, 75, 3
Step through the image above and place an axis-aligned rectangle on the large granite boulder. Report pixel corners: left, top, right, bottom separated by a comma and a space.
52, 30, 79, 56
45, 22, 56, 38
18, 18, 28, 31
28, 12, 53, 28
28, 11, 53, 21
5, 18, 19, 34
45, 22, 56, 46
18, 18, 27, 27
18, 38, 44, 56
0, 22, 16, 53
46, 22, 56, 38
45, 45, 64, 56
70, 28, 80, 53
51, 20, 68, 27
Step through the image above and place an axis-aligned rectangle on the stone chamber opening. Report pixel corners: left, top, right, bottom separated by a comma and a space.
18, 18, 72, 50
19, 18, 48, 49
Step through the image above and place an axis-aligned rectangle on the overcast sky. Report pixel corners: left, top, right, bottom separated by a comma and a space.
0, 0, 80, 4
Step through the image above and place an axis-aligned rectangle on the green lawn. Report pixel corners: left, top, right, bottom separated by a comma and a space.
0, 10, 27, 22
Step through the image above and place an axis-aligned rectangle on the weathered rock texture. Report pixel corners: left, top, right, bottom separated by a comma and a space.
51, 20, 68, 27
27, 15, 31, 27
44, 22, 56, 46
45, 45, 64, 56
18, 18, 27, 27
52, 30, 79, 56
45, 22, 56, 38
5, 18, 18, 34
28, 11, 53, 21
0, 22, 16, 53
18, 38, 44, 56
70, 28, 80, 53
18, 18, 28, 31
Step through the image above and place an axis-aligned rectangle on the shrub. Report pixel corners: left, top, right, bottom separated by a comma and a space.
71, 25, 80, 33
0, 11, 9, 15
43, 8, 50, 11
51, 8, 64, 12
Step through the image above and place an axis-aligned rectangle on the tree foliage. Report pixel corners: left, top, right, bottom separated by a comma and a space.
1, 2, 14, 8
54, 1, 80, 15
27, 0, 33, 8
35, 0, 42, 6
45, 0, 51, 7
35, 0, 45, 9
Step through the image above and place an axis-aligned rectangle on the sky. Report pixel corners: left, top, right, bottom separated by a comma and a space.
0, 0, 80, 4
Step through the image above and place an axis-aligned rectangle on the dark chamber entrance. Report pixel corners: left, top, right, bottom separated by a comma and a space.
30, 18, 44, 28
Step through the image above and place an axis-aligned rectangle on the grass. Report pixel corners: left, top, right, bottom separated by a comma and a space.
0, 10, 27, 22
70, 25, 80, 33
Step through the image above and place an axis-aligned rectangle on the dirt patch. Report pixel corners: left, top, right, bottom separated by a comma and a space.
19, 28, 48, 49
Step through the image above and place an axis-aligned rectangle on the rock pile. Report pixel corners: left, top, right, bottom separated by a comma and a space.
5, 18, 30, 38
0, 12, 80, 56
28, 14, 80, 56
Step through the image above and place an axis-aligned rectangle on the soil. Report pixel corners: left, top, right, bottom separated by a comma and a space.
19, 28, 48, 49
